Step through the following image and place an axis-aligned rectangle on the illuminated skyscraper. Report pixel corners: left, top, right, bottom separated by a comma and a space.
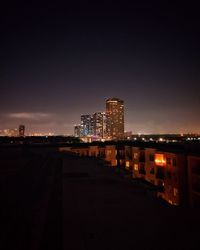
106, 98, 124, 140
93, 112, 106, 139
80, 115, 94, 136
74, 125, 81, 137
19, 125, 25, 137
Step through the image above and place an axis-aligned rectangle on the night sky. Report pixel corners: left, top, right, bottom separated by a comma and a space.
1, 1, 200, 134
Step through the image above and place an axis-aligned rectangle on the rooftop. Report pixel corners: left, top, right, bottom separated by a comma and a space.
0, 147, 199, 250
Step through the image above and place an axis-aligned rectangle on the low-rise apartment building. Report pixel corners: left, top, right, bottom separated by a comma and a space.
59, 142, 199, 206
154, 151, 187, 206
188, 155, 200, 207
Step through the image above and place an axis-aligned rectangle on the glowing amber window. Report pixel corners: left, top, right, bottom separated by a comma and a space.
106, 150, 112, 157
155, 153, 166, 166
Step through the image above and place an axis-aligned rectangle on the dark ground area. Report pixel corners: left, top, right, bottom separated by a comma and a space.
0, 147, 199, 250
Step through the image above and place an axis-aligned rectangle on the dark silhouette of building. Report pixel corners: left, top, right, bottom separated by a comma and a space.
19, 125, 25, 137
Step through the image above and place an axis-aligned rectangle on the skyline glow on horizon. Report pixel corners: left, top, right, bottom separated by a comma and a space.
1, 97, 200, 135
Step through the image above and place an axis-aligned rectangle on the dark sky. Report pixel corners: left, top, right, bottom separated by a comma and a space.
1, 1, 200, 134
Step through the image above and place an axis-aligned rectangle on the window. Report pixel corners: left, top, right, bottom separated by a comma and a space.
172, 158, 177, 166
173, 188, 178, 196
156, 167, 165, 179
149, 154, 154, 161
166, 171, 172, 179
133, 153, 138, 160
139, 153, 145, 162
106, 150, 112, 156
166, 157, 171, 165
126, 150, 132, 160
119, 150, 124, 157
139, 167, 146, 175
150, 168, 154, 174
155, 154, 166, 166
134, 164, 138, 171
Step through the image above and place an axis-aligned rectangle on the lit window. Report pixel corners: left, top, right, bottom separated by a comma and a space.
126, 161, 130, 168
155, 154, 166, 166
106, 150, 112, 156
134, 164, 138, 171
173, 188, 178, 196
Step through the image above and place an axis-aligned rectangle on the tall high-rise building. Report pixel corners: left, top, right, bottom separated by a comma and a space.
93, 112, 106, 139
106, 98, 124, 140
74, 125, 81, 137
19, 125, 25, 137
80, 115, 94, 136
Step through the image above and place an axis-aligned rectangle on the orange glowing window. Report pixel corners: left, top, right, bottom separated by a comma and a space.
134, 164, 138, 171
155, 153, 166, 166
106, 150, 112, 156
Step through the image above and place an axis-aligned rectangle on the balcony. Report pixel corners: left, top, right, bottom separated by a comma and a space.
139, 168, 146, 175
156, 168, 165, 180
125, 149, 132, 160
139, 156, 145, 162
98, 151, 106, 158
150, 168, 155, 174
149, 154, 154, 161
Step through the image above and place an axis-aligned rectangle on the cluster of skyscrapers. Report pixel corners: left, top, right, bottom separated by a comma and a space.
0, 125, 25, 137
74, 98, 124, 141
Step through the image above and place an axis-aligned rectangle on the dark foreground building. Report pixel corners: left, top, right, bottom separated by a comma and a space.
0, 145, 200, 250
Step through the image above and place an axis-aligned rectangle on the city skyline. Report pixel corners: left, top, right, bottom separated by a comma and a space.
1, 95, 200, 135
74, 98, 124, 140
1, 2, 200, 134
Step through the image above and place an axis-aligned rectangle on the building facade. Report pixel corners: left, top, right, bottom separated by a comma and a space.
80, 115, 94, 137
188, 155, 200, 207
60, 143, 198, 207
19, 125, 25, 137
106, 98, 124, 140
93, 112, 106, 139
74, 125, 81, 137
